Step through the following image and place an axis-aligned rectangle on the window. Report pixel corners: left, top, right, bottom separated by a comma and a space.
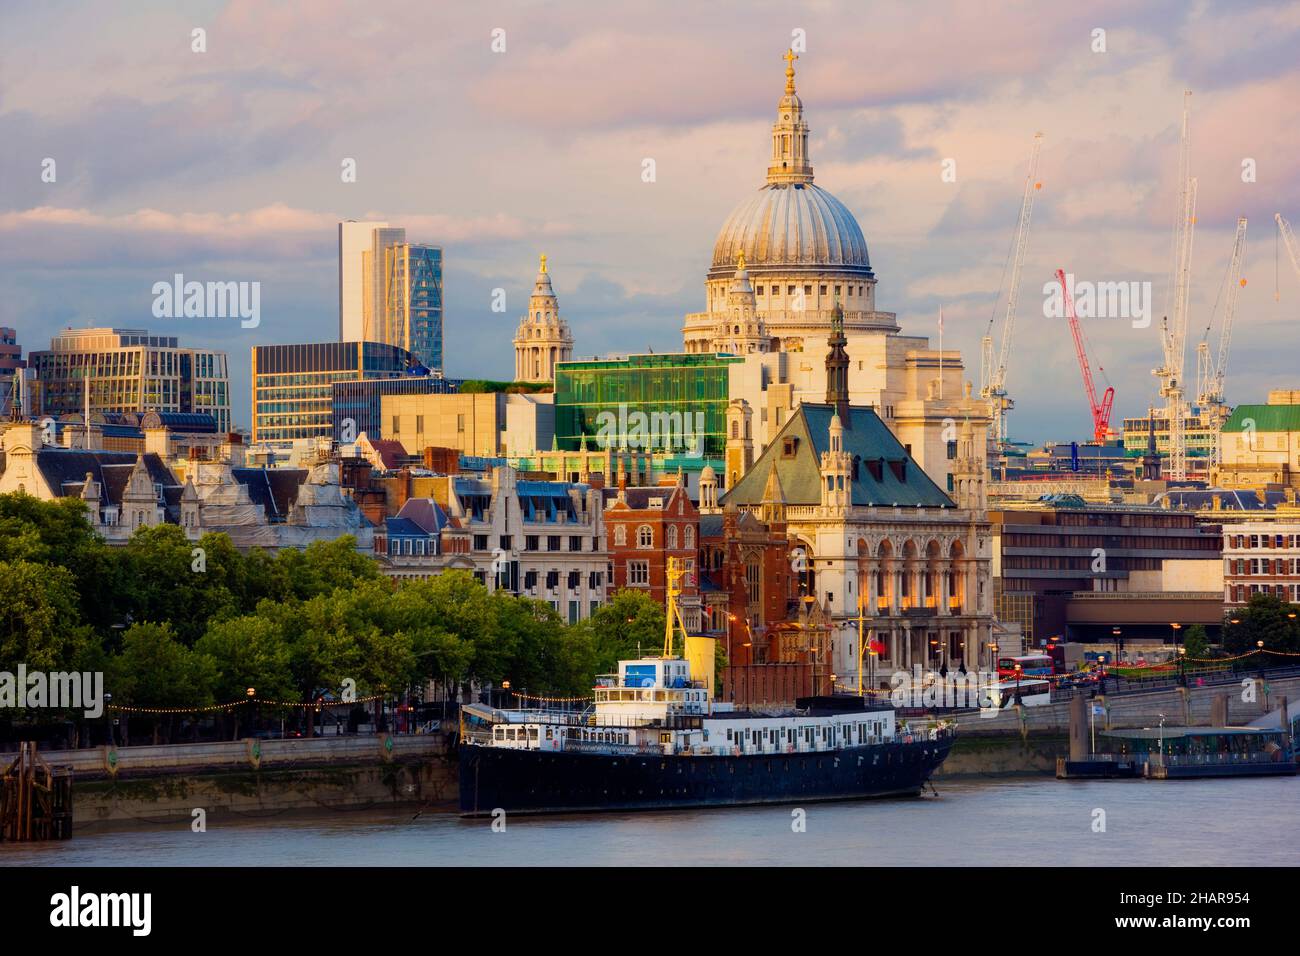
392, 415, 400, 435
947, 440, 957, 460
547, 535, 561, 551
819, 285, 827, 295
569, 536, 583, 552
637, 525, 654, 548
546, 570, 560, 589
456, 413, 466, 433
415, 415, 424, 433
629, 560, 650, 586
568, 570, 580, 589
472, 534, 488, 551
667, 525, 679, 549
499, 535, 512, 550
525, 535, 539, 551
614, 525, 627, 546
684, 525, 695, 549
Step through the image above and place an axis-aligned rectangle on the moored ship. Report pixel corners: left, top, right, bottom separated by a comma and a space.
458, 562, 954, 816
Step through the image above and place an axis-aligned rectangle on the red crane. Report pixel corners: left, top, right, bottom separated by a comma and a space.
1056, 268, 1115, 443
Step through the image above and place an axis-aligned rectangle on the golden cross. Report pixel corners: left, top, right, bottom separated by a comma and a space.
784, 49, 798, 93
539, 253, 547, 274
736, 251, 746, 271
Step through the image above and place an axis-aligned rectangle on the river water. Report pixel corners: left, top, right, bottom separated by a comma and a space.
3, 776, 1296, 866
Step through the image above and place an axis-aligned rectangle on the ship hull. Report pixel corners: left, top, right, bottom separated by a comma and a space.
458, 737, 953, 816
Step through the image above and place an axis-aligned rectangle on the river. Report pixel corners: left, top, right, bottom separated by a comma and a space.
3, 776, 1296, 866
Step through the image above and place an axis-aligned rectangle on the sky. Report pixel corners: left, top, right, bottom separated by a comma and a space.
2, 0, 1299, 442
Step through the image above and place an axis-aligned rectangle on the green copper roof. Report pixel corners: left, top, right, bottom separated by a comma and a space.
722, 403, 954, 509
1222, 404, 1300, 433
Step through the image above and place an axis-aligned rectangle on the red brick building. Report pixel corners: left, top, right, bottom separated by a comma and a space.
602, 474, 702, 628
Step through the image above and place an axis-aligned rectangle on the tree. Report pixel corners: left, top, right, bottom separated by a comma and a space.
276, 536, 380, 601
194, 615, 294, 708
577, 589, 667, 674
1181, 624, 1210, 660
0, 559, 89, 672
120, 525, 241, 645
108, 622, 214, 743
1222, 593, 1300, 656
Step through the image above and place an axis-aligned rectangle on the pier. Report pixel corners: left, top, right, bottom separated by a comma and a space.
0, 742, 73, 842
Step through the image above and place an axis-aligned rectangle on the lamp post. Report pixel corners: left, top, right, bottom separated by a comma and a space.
245, 686, 256, 739
1170, 622, 1181, 675
501, 680, 511, 709
1013, 662, 1022, 705
1112, 626, 1122, 666
989, 642, 999, 675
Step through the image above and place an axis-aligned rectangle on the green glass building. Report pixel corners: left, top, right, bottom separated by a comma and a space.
554, 353, 741, 460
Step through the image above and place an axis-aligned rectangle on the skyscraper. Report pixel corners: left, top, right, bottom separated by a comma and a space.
338, 220, 390, 341
339, 221, 444, 373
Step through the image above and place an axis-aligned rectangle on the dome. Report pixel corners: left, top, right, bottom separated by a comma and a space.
710, 182, 873, 277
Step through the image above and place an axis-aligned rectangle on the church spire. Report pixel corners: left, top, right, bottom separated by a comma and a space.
767, 48, 814, 186
825, 300, 850, 425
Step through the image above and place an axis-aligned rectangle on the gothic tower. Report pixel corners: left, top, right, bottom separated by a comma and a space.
825, 301, 850, 425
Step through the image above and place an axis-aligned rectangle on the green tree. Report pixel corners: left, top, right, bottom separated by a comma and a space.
1222, 593, 1300, 656
120, 525, 241, 644
0, 559, 90, 672
577, 589, 667, 674
108, 622, 214, 743
1181, 624, 1211, 660
194, 614, 295, 706
276, 536, 380, 601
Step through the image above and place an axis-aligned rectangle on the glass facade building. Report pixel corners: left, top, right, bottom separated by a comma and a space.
554, 353, 742, 460
355, 226, 443, 373
251, 341, 415, 447
29, 328, 231, 433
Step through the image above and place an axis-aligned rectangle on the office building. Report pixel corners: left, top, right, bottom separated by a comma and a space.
28, 328, 231, 434
339, 221, 444, 372
250, 341, 416, 449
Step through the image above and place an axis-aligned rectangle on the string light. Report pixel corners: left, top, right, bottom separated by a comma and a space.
107, 693, 385, 715
512, 691, 594, 704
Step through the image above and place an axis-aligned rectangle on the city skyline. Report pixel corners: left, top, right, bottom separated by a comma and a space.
3, 1, 1299, 439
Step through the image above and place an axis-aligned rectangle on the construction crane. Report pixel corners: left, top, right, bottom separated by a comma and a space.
1196, 217, 1247, 408
1056, 269, 1115, 443
980, 132, 1044, 458
1153, 91, 1196, 481
1278, 213, 1300, 295
1195, 217, 1247, 475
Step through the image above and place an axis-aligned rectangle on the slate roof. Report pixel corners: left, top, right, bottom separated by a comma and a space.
231, 467, 306, 521
384, 516, 429, 538
36, 448, 178, 505
723, 403, 953, 509
395, 497, 456, 534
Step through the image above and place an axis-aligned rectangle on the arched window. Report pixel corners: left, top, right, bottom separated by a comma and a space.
667, 525, 679, 549
614, 525, 627, 546
684, 526, 695, 550
731, 421, 739, 439
637, 525, 653, 549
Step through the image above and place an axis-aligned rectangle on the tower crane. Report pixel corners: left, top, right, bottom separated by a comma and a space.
1056, 269, 1115, 443
980, 132, 1043, 458
1195, 217, 1247, 408
1195, 218, 1247, 474
1153, 91, 1196, 481
1278, 213, 1300, 294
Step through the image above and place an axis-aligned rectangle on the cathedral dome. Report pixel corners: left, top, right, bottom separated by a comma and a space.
711, 183, 872, 276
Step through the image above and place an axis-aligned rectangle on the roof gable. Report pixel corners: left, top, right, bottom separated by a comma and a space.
723, 403, 952, 509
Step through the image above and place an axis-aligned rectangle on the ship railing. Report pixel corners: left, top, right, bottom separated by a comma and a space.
562, 739, 662, 756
